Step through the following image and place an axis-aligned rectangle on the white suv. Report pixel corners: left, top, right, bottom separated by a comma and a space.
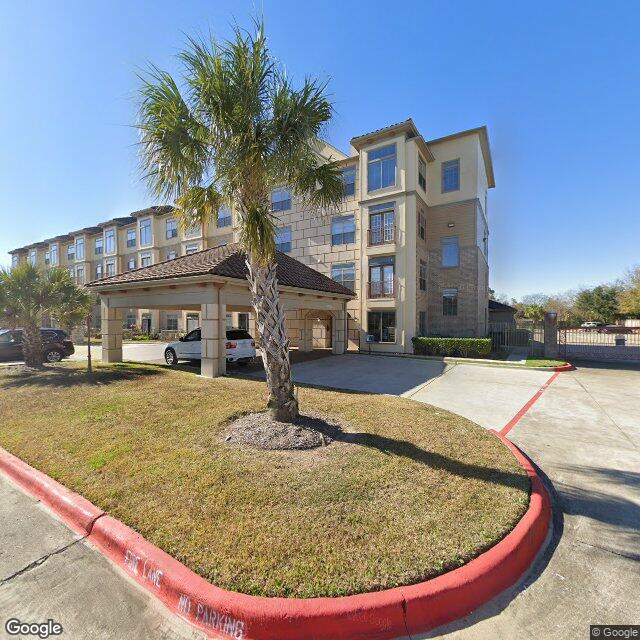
164, 328, 256, 366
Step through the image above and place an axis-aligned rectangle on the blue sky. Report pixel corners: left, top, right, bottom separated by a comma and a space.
1, 0, 639, 299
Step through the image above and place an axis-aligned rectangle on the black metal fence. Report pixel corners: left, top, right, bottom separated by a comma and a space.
488, 321, 545, 356
559, 327, 640, 362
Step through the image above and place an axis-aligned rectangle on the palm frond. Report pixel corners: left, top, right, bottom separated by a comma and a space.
174, 184, 223, 229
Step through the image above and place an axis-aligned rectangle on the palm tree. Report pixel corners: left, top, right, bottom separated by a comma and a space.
0, 263, 92, 367
136, 20, 344, 421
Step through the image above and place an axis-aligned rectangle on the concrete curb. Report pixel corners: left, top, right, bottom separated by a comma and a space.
0, 433, 550, 640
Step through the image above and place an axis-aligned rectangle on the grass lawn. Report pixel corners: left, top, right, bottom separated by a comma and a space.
526, 357, 568, 367
0, 363, 529, 598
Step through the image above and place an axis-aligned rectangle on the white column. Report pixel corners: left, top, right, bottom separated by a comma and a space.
332, 308, 346, 355
217, 288, 227, 376
101, 300, 123, 363
200, 289, 221, 378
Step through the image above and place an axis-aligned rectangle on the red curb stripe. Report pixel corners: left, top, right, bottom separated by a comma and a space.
0, 434, 550, 640
499, 371, 561, 437
0, 448, 103, 536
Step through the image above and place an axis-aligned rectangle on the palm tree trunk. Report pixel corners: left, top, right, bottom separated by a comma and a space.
246, 255, 299, 422
22, 322, 43, 367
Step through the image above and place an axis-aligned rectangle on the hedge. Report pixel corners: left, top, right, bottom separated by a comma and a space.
412, 336, 492, 358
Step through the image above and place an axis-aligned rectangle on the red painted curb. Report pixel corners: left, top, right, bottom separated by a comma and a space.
554, 363, 574, 372
499, 370, 561, 436
0, 433, 550, 640
0, 448, 103, 536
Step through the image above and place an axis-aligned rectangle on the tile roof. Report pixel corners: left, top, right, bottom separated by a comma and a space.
129, 205, 175, 218
87, 243, 354, 297
489, 299, 516, 312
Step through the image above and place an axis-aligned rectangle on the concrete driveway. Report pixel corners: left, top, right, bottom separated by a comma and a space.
1, 354, 638, 639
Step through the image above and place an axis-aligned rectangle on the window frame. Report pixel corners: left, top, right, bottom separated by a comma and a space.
419, 260, 427, 291
441, 236, 460, 268
275, 226, 292, 253
418, 156, 427, 191
342, 166, 356, 197
75, 238, 85, 260
330, 262, 356, 292
126, 229, 136, 248
29, 250, 37, 265
50, 244, 58, 266
104, 228, 116, 254
271, 187, 292, 212
418, 210, 426, 240
217, 206, 233, 228
165, 219, 178, 239
127, 257, 136, 271
76, 265, 85, 285
140, 252, 152, 268
94, 237, 104, 255
367, 143, 397, 192
139, 218, 152, 246
441, 159, 460, 193
95, 263, 103, 279
67, 244, 75, 260
185, 243, 199, 255
442, 288, 458, 316
367, 311, 396, 343
331, 215, 356, 246
165, 315, 179, 331
105, 260, 116, 277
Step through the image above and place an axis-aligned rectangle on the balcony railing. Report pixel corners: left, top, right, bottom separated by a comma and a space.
367, 278, 397, 299
367, 225, 396, 246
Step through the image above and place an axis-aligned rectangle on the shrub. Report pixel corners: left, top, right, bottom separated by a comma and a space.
412, 336, 492, 358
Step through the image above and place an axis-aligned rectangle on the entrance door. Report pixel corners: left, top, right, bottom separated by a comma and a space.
141, 314, 152, 334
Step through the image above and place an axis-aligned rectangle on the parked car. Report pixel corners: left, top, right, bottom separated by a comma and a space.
580, 321, 603, 329
164, 328, 256, 366
0, 328, 75, 363
597, 325, 633, 334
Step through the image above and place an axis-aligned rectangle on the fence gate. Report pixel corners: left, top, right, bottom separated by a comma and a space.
489, 321, 545, 356
558, 327, 640, 362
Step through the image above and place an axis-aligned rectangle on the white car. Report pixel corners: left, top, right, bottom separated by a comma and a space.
164, 328, 256, 366
580, 321, 602, 329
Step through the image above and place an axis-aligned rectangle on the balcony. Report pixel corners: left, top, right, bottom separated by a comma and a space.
367, 225, 396, 246
367, 278, 397, 299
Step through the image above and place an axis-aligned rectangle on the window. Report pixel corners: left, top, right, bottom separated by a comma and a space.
368, 202, 395, 245
442, 159, 460, 193
185, 243, 199, 255
418, 311, 427, 336
126, 229, 136, 248
226, 313, 233, 329
105, 260, 115, 277
140, 218, 152, 246
477, 210, 488, 258
167, 250, 177, 260
418, 156, 427, 191
95, 264, 103, 279
68, 267, 75, 280
217, 206, 232, 228
11, 255, 18, 268
443, 288, 458, 316
76, 238, 85, 260
275, 226, 292, 253
184, 328, 201, 342
368, 255, 395, 298
127, 257, 136, 271
342, 167, 356, 197
331, 263, 355, 292
419, 260, 427, 291
67, 244, 75, 260
185, 224, 201, 238
367, 144, 396, 192
29, 250, 37, 265
125, 313, 137, 328
367, 311, 396, 343
76, 266, 85, 285
331, 215, 355, 245
140, 253, 152, 267
238, 313, 249, 330
441, 236, 459, 267
418, 211, 426, 240
271, 187, 291, 212
165, 315, 178, 331
50, 244, 58, 266
94, 238, 103, 255
166, 219, 178, 239
44, 251, 50, 265
105, 228, 116, 254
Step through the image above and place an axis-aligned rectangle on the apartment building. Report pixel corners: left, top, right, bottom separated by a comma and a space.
8, 119, 494, 353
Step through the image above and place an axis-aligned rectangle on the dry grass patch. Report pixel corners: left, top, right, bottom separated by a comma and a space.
0, 363, 529, 598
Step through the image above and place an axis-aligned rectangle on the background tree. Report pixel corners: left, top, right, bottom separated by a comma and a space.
136, 21, 344, 421
574, 285, 620, 324
0, 264, 90, 367
619, 266, 640, 317
522, 303, 546, 322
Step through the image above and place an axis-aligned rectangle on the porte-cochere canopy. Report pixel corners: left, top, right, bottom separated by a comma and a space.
86, 244, 354, 377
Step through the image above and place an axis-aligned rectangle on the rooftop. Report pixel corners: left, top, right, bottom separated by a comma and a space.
86, 243, 354, 297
